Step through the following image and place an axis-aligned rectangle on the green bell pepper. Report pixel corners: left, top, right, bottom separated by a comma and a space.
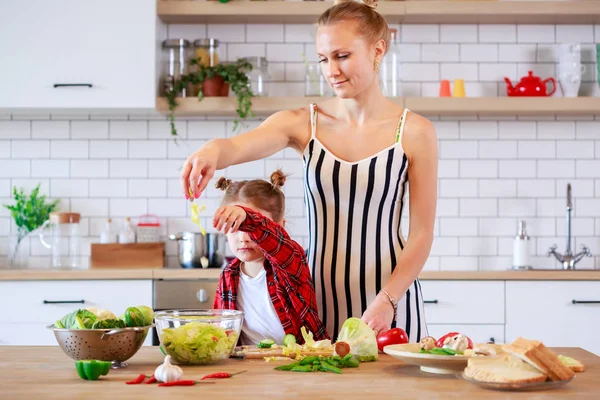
75, 360, 111, 380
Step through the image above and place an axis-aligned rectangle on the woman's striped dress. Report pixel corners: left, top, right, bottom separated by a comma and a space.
303, 103, 428, 342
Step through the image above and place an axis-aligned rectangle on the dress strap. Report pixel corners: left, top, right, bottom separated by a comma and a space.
309, 103, 318, 139
395, 108, 409, 144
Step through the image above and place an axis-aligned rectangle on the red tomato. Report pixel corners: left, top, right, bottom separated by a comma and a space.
435, 332, 473, 349
377, 328, 409, 352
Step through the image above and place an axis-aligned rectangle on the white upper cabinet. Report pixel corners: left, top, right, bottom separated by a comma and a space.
0, 0, 156, 109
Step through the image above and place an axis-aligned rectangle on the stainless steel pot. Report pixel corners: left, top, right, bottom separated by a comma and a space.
168, 232, 226, 269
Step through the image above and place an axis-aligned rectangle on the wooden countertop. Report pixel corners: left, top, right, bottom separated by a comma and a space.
1, 268, 599, 281
1, 346, 597, 399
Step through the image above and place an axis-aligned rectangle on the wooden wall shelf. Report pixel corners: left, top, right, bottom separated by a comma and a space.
157, 96, 600, 117
157, 1, 600, 25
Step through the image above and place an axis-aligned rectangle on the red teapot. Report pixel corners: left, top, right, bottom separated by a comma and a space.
504, 70, 556, 97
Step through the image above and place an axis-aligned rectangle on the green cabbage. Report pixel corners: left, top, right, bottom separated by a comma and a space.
123, 307, 145, 327
160, 322, 239, 365
336, 318, 378, 362
91, 318, 126, 329
55, 309, 97, 329
135, 305, 155, 326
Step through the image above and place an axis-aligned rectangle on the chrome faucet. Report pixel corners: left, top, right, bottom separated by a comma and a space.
548, 183, 592, 269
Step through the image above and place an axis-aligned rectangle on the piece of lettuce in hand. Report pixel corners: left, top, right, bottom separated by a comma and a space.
336, 318, 378, 362
85, 307, 117, 321
56, 309, 97, 329
134, 305, 155, 326
91, 318, 126, 329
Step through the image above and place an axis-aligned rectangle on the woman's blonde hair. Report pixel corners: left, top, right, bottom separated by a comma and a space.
216, 170, 287, 222
318, 0, 391, 54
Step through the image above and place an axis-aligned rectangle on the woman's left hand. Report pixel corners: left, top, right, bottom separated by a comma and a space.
361, 293, 395, 337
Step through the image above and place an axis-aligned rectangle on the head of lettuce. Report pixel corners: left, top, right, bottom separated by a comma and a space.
335, 318, 378, 362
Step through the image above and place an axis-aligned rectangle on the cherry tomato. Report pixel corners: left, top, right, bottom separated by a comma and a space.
435, 332, 473, 349
376, 328, 409, 352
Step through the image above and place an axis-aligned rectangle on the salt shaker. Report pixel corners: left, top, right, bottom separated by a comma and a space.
512, 220, 532, 270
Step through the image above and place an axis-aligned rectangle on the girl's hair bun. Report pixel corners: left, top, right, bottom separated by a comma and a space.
270, 169, 287, 189
334, 0, 378, 9
215, 177, 232, 191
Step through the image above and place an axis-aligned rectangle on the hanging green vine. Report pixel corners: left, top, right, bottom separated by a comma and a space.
165, 58, 254, 137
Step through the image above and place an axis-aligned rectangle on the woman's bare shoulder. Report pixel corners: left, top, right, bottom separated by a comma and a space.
261, 105, 313, 149
402, 111, 437, 157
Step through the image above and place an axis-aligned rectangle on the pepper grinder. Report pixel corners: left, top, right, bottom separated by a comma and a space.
512, 220, 532, 270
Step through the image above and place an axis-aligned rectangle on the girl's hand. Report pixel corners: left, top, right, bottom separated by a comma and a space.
180, 144, 220, 200
361, 293, 395, 338
213, 206, 247, 234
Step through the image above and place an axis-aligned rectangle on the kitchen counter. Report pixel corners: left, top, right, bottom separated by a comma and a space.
1, 346, 597, 399
1, 268, 600, 281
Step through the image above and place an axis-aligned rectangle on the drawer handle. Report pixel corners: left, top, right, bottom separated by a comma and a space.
572, 300, 600, 304
424, 300, 438, 304
53, 83, 93, 88
488, 337, 495, 344
43, 300, 85, 304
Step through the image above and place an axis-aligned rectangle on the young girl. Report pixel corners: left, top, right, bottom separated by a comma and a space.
212, 170, 329, 345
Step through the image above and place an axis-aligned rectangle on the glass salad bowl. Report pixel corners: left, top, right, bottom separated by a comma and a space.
154, 309, 244, 365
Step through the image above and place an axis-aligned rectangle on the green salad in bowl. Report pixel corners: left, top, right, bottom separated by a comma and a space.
155, 310, 243, 365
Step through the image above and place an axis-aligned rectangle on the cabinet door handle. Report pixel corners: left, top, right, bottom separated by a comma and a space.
572, 300, 600, 304
424, 300, 438, 304
488, 337, 495, 344
53, 83, 93, 88
43, 300, 85, 304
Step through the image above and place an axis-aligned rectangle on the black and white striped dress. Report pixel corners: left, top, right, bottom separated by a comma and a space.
303, 103, 428, 342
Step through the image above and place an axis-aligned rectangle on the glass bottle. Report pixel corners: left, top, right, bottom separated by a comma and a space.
380, 28, 401, 97
162, 39, 191, 97
246, 56, 271, 97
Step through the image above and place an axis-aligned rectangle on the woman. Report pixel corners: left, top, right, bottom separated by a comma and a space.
180, 0, 437, 341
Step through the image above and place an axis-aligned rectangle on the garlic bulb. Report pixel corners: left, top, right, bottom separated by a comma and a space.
154, 355, 183, 383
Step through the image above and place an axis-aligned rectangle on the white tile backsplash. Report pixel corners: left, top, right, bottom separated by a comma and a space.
0, 21, 599, 269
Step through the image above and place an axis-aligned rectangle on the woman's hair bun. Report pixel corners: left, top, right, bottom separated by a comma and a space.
270, 169, 287, 189
333, 0, 378, 9
215, 177, 232, 191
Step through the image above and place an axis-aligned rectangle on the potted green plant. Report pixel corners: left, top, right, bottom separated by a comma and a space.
166, 58, 254, 137
2, 185, 59, 267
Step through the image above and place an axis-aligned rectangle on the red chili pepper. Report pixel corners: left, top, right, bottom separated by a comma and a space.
200, 370, 247, 380
158, 380, 197, 387
145, 375, 157, 384
125, 373, 148, 385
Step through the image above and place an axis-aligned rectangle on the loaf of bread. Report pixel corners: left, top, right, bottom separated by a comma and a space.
464, 354, 547, 384
502, 337, 575, 381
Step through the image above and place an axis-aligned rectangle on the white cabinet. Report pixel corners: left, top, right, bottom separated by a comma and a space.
419, 281, 505, 324
506, 281, 600, 356
0, 0, 156, 109
0, 280, 153, 346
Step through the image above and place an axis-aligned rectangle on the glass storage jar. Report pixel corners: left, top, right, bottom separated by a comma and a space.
162, 39, 192, 97
305, 63, 332, 97
39, 212, 81, 269
193, 38, 221, 68
380, 28, 402, 97
246, 56, 271, 97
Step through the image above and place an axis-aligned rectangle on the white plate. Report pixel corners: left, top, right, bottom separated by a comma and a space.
383, 343, 470, 374
459, 372, 575, 391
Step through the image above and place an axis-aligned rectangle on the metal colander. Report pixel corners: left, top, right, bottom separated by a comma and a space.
48, 325, 153, 368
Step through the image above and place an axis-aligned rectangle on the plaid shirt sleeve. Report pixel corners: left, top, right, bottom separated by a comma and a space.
238, 207, 306, 279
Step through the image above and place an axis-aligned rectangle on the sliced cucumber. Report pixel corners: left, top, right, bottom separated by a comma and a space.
257, 338, 276, 349
283, 334, 296, 347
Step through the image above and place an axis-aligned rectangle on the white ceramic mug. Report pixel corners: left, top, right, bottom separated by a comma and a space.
559, 73, 581, 97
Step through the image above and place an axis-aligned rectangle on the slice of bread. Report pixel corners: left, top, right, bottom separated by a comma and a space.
464, 354, 548, 384
558, 355, 585, 372
502, 337, 575, 381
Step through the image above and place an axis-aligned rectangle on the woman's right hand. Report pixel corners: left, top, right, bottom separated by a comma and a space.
180, 143, 220, 200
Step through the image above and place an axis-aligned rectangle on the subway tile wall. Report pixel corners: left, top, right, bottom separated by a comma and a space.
1, 22, 600, 270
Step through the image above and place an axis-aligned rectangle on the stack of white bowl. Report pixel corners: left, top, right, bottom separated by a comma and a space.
557, 43, 586, 97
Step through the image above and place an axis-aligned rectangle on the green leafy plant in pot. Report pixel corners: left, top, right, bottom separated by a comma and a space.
165, 58, 254, 137
2, 185, 59, 267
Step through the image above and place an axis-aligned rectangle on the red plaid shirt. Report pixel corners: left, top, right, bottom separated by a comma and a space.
214, 207, 329, 343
